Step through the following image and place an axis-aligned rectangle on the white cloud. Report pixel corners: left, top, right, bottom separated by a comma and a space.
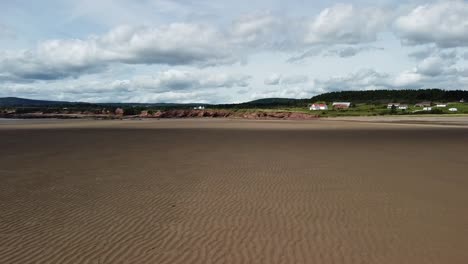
304, 4, 389, 45
395, 1, 468, 47
0, 24, 236, 81
2, 1, 468, 103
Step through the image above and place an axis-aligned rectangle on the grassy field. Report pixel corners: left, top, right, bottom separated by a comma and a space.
238, 102, 468, 117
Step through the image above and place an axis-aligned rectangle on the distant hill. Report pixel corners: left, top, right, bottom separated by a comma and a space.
0, 97, 87, 107
0, 97, 202, 108
2, 89, 467, 109
311, 89, 468, 104
215, 98, 309, 109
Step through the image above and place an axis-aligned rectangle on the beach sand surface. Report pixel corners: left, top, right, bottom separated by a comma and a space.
1, 119, 468, 263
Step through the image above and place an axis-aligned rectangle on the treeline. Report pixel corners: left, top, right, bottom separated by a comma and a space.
214, 98, 310, 109
311, 89, 468, 104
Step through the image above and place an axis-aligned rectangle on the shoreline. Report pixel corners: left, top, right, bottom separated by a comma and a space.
1, 117, 468, 131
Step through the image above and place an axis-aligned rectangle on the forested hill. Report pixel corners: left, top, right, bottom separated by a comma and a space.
215, 98, 310, 109
311, 89, 468, 104
0, 97, 88, 107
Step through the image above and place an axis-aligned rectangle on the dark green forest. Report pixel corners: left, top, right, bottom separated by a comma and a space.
310, 89, 468, 104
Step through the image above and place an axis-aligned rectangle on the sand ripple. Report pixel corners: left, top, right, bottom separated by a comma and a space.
1, 122, 468, 263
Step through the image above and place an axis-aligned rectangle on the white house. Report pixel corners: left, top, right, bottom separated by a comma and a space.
423, 107, 432, 111
398, 105, 408, 110
435, 103, 447, 108
310, 103, 328, 111
193, 106, 205, 110
449, 108, 458, 112
332, 102, 351, 109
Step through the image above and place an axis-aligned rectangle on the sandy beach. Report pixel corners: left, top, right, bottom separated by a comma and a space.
1, 119, 468, 264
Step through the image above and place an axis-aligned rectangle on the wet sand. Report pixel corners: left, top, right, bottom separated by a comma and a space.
1, 119, 468, 263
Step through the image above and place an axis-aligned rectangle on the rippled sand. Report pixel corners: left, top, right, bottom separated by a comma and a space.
1, 119, 468, 263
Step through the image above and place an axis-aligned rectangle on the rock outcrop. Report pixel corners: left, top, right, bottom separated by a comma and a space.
151, 110, 318, 120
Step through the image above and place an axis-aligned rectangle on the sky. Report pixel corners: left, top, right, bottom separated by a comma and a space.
1, 0, 468, 103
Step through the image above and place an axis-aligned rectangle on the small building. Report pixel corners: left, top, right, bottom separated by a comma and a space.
415, 101, 431, 107
332, 102, 351, 109
449, 108, 458, 112
193, 106, 205, 110
460, 99, 465, 103
423, 107, 432, 111
115, 108, 124, 116
310, 103, 328, 111
435, 103, 447, 108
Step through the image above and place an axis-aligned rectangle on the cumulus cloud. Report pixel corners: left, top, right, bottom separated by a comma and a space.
0, 24, 235, 81
304, 4, 389, 45
314, 65, 467, 93
395, 1, 468, 48
0, 4, 397, 83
